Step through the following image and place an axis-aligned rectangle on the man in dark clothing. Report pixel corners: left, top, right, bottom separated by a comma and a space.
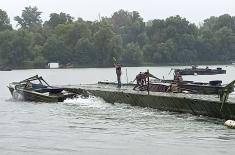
133, 72, 146, 90
114, 63, 122, 88
167, 72, 183, 92
132, 71, 160, 90
133, 72, 142, 90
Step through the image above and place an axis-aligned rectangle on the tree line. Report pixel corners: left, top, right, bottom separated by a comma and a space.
0, 6, 235, 69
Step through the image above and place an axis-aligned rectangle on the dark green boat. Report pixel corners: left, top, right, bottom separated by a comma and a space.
65, 80, 235, 119
8, 75, 76, 102
174, 66, 226, 75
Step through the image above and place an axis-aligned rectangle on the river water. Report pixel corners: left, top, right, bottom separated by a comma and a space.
0, 65, 235, 155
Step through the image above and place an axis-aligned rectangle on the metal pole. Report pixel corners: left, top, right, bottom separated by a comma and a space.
126, 68, 128, 84
147, 69, 150, 95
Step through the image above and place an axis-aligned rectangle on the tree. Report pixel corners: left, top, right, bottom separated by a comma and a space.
199, 15, 235, 61
111, 10, 145, 44
121, 43, 143, 65
14, 6, 42, 32
0, 30, 33, 67
146, 19, 165, 42
107, 35, 123, 61
93, 20, 116, 66
0, 9, 12, 31
214, 26, 235, 60
74, 38, 94, 65
32, 45, 46, 68
42, 35, 71, 64
112, 9, 132, 31
44, 12, 73, 30
55, 22, 91, 48
153, 40, 175, 63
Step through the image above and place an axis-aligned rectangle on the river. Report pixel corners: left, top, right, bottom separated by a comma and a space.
0, 65, 235, 155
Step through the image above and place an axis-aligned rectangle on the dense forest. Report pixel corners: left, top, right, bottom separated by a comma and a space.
0, 6, 235, 69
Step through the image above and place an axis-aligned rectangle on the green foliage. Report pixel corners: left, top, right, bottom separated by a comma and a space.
0, 9, 12, 31
0, 8, 235, 68
14, 6, 42, 32
44, 12, 73, 30
0, 30, 33, 67
121, 43, 143, 65
74, 38, 94, 65
93, 20, 117, 66
42, 35, 71, 64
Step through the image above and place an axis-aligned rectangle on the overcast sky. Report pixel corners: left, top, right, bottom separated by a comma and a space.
1, 0, 235, 27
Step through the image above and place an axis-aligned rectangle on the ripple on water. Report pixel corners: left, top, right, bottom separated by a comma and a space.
1, 71, 235, 155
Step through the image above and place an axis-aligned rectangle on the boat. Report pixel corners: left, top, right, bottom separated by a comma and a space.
98, 79, 234, 95
8, 75, 77, 102
64, 79, 235, 119
173, 66, 226, 75
179, 80, 233, 94
105, 70, 233, 95
99, 68, 233, 95
64, 80, 235, 120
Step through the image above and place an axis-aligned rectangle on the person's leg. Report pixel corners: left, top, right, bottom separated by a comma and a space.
117, 76, 121, 88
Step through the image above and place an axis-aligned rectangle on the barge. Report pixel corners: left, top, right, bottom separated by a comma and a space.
174, 66, 226, 75
64, 81, 235, 120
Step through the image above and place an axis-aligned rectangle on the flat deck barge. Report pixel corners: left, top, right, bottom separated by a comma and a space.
64, 83, 235, 120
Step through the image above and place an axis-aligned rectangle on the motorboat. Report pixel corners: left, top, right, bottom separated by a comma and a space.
8, 75, 76, 102
173, 66, 226, 75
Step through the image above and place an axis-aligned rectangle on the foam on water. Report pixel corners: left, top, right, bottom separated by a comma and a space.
64, 96, 111, 109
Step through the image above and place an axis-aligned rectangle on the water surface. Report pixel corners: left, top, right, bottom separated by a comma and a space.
0, 65, 235, 155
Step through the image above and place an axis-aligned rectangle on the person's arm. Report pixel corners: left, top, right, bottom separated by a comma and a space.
148, 73, 162, 81
133, 78, 136, 82
113, 57, 117, 67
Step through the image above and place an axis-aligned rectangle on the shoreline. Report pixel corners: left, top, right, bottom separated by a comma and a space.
4, 61, 232, 70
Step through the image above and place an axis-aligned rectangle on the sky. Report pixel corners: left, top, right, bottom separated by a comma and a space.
1, 0, 235, 27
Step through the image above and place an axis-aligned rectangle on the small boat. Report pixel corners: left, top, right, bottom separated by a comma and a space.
174, 66, 226, 75
178, 80, 234, 94
8, 75, 76, 102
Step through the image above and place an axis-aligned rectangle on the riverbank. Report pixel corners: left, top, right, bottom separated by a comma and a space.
1, 61, 231, 70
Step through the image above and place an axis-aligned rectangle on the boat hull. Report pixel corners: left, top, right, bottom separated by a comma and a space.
8, 87, 73, 102
175, 68, 226, 75
90, 90, 235, 119
7, 75, 77, 103
65, 84, 235, 120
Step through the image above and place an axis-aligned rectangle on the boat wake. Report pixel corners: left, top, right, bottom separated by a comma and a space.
63, 95, 110, 108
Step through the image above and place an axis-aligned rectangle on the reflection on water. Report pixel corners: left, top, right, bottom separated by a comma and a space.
0, 66, 235, 154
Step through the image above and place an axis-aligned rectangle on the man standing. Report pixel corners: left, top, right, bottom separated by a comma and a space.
113, 57, 122, 88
